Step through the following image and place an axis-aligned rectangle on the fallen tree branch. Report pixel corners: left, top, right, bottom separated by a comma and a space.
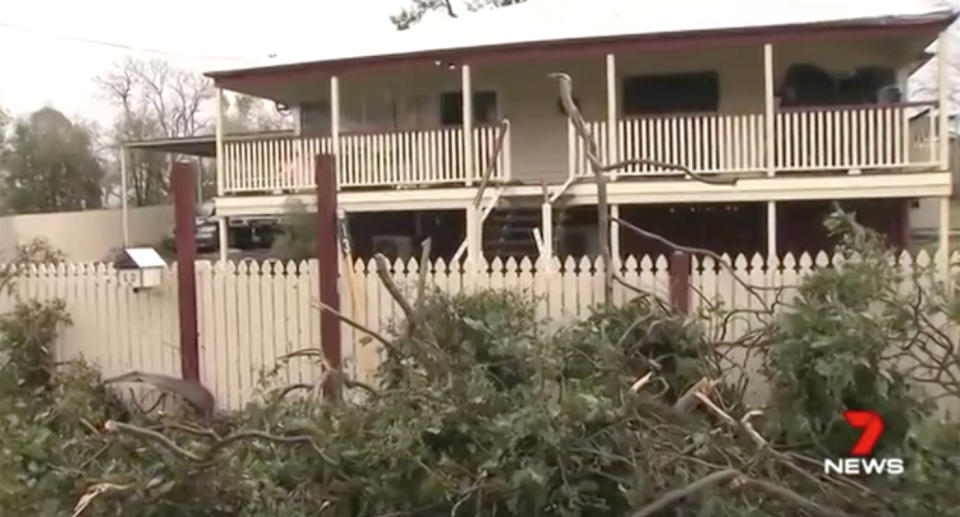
472, 119, 510, 206
374, 253, 418, 328
313, 300, 397, 356
416, 238, 432, 315
598, 158, 737, 185
551, 72, 613, 305
104, 420, 202, 461
102, 371, 215, 417
632, 468, 856, 517
612, 216, 773, 311
104, 420, 333, 463
740, 477, 857, 517
275, 382, 314, 399
630, 468, 740, 517
673, 377, 715, 413
278, 348, 325, 361
72, 482, 134, 517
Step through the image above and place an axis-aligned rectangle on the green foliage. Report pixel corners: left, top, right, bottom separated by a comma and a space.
269, 198, 315, 261
0, 295, 125, 516
758, 211, 960, 515
564, 296, 717, 402
0, 300, 71, 391
765, 212, 951, 457
1, 213, 958, 516
0, 238, 69, 292
0, 108, 104, 214
0, 291, 876, 517
0, 360, 132, 516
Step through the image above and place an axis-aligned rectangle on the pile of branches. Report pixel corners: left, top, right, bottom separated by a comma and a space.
3, 221, 957, 517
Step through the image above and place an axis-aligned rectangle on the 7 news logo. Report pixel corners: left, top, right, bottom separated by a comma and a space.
823, 410, 905, 476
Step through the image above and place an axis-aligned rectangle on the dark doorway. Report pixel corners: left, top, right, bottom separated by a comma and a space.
440, 91, 499, 125
776, 199, 909, 255
617, 203, 766, 258
346, 210, 464, 262
622, 72, 719, 115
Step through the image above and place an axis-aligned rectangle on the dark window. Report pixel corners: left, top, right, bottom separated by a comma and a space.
622, 72, 719, 115
440, 91, 498, 125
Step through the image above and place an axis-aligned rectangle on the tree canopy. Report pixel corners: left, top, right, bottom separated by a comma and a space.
97, 58, 213, 206
0, 108, 104, 214
96, 58, 292, 206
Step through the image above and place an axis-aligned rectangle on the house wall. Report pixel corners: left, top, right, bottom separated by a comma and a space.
0, 205, 174, 262
298, 36, 919, 184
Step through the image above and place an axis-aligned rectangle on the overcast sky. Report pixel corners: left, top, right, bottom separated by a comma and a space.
4, 0, 960, 129
0, 0, 407, 126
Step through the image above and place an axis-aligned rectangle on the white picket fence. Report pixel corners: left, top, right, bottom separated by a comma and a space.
2, 250, 956, 410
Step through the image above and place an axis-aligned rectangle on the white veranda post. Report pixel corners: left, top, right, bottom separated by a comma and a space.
331, 75, 341, 171
606, 55, 620, 265
215, 88, 228, 262
462, 64, 474, 185
466, 204, 482, 279
763, 43, 777, 260
606, 53, 617, 176
937, 33, 950, 286
120, 146, 129, 247
938, 32, 949, 172
940, 197, 951, 285
541, 202, 553, 272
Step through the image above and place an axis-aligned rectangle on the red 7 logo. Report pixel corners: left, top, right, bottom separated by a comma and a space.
843, 410, 884, 456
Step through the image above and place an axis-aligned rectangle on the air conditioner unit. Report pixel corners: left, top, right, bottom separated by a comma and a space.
372, 235, 413, 261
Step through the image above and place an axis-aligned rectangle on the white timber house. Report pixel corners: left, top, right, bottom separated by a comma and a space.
127, 0, 958, 263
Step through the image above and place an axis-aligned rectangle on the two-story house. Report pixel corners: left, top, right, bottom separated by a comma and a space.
128, 0, 957, 264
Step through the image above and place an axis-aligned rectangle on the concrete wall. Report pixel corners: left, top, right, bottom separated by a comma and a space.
300, 36, 917, 184
0, 205, 174, 262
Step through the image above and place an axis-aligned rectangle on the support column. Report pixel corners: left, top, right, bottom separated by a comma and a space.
462, 64, 475, 185
214, 88, 226, 262
606, 53, 618, 177
330, 75, 341, 183
195, 156, 203, 204
764, 44, 778, 262
172, 162, 199, 382
120, 146, 129, 246
541, 202, 553, 271
767, 201, 777, 260
218, 217, 228, 262
316, 154, 342, 396
763, 43, 775, 178
610, 204, 620, 262
939, 196, 951, 285
465, 204, 482, 273
938, 32, 949, 171
215, 88, 224, 196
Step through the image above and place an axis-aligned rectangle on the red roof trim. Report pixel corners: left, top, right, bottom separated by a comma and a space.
208, 15, 956, 84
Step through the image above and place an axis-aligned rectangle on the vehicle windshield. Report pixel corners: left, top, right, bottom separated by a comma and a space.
197, 201, 215, 217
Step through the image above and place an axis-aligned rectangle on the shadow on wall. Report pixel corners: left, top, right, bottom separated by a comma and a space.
0, 206, 174, 262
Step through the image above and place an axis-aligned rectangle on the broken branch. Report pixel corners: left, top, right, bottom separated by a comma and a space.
313, 300, 397, 356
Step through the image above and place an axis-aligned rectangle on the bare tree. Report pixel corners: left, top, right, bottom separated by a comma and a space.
908, 25, 960, 114
222, 93, 292, 133
97, 58, 213, 206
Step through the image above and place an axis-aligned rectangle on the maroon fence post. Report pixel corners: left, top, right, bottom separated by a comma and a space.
172, 162, 199, 382
315, 155, 341, 382
669, 250, 691, 315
